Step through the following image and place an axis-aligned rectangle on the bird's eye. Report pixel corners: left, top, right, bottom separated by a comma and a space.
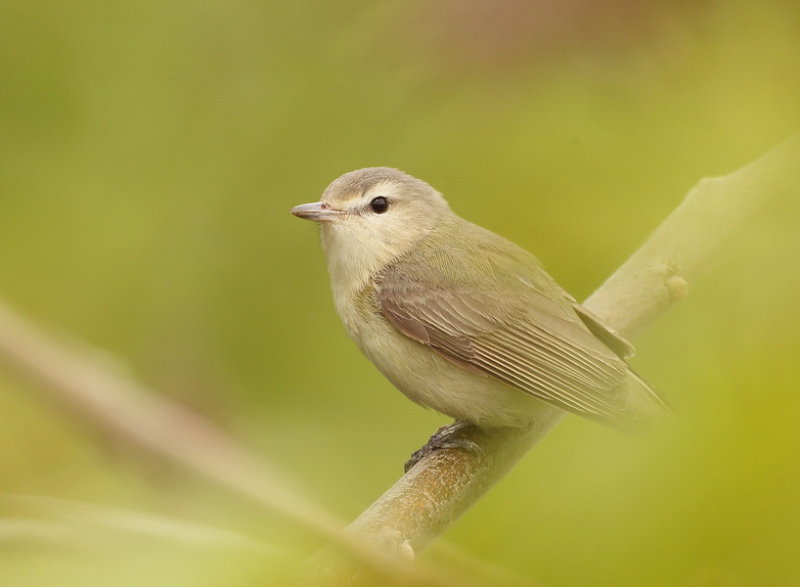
370, 196, 389, 214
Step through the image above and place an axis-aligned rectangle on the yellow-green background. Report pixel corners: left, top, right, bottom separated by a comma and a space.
2, 1, 799, 585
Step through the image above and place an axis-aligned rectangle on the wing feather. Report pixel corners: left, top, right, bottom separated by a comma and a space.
373, 235, 644, 423
479, 328, 624, 416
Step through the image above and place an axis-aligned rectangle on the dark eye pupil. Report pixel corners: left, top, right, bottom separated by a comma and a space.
370, 196, 389, 214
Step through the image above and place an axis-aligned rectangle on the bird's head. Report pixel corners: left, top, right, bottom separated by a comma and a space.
291, 167, 452, 285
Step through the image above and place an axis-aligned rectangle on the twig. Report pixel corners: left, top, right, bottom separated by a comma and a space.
306, 135, 800, 584
0, 300, 463, 586
1, 494, 275, 552
0, 300, 343, 535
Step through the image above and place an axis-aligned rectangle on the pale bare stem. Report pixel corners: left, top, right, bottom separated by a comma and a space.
0, 495, 276, 552
307, 135, 800, 585
585, 134, 800, 336
0, 301, 466, 587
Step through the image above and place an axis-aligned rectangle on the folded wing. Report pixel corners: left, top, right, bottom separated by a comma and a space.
374, 237, 666, 426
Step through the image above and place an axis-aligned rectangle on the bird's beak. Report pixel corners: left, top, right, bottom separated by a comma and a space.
290, 201, 343, 222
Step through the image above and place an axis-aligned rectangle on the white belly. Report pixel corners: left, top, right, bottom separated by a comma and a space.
350, 310, 560, 428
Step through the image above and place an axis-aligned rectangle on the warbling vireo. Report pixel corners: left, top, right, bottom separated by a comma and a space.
291, 167, 668, 441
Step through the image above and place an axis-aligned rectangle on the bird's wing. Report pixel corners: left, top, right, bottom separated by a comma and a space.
570, 302, 635, 359
374, 243, 640, 424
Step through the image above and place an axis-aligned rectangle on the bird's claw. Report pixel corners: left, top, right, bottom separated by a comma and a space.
404, 421, 481, 472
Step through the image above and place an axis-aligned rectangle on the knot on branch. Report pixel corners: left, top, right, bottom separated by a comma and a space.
653, 261, 690, 303
666, 274, 689, 301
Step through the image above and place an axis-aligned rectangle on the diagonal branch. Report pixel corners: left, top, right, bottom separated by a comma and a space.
307, 134, 800, 584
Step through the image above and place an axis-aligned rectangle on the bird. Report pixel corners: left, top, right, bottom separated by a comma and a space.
291, 167, 668, 459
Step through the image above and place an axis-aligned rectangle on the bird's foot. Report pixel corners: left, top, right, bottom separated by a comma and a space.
404, 421, 481, 473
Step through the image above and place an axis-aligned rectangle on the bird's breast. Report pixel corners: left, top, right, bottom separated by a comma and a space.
334, 284, 554, 427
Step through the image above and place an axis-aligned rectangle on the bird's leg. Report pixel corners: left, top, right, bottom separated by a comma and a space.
404, 420, 482, 473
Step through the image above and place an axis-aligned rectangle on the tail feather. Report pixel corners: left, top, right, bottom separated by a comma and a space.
608, 370, 672, 432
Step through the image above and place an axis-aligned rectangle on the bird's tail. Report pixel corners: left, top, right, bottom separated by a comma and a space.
612, 370, 672, 432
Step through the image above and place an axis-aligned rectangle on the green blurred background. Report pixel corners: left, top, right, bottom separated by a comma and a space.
1, 0, 799, 585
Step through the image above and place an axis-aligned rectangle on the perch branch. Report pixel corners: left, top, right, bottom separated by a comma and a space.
307, 135, 800, 584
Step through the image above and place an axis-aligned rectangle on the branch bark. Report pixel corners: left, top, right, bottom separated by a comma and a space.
307, 135, 800, 584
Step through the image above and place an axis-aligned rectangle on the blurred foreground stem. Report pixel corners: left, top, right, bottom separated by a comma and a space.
0, 300, 463, 586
